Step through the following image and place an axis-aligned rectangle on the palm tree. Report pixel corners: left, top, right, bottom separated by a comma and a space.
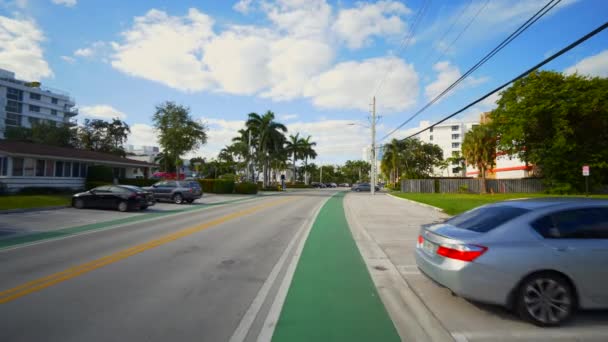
462, 124, 496, 193
301, 135, 317, 184
285, 133, 307, 183
381, 139, 404, 184
246, 111, 287, 186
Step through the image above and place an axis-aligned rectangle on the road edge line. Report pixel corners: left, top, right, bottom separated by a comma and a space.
256, 192, 336, 342
344, 193, 454, 342
228, 198, 318, 342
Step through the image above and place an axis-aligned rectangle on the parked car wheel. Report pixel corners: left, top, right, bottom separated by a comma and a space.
73, 198, 84, 209
355, 188, 361, 192
516, 272, 575, 326
173, 193, 184, 204
141, 205, 148, 210
117, 201, 129, 212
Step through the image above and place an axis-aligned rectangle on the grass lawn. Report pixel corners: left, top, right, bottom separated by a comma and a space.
391, 192, 608, 215
0, 194, 72, 211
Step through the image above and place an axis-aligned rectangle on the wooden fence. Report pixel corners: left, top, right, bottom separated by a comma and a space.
401, 178, 544, 194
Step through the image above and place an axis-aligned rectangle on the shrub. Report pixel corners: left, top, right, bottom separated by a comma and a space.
198, 179, 215, 193
87, 165, 113, 181
118, 178, 158, 187
458, 184, 469, 193
235, 182, 258, 194
219, 174, 237, 181
197, 179, 235, 194
261, 186, 282, 191
18, 187, 74, 195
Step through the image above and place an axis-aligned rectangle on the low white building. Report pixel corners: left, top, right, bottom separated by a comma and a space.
0, 68, 77, 138
465, 152, 532, 179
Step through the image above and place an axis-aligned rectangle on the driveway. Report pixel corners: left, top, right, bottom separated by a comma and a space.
344, 192, 608, 342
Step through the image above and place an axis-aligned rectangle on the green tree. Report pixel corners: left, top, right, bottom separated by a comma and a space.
76, 118, 130, 156
284, 133, 306, 183
245, 111, 287, 186
341, 160, 371, 184
446, 151, 466, 176
152, 102, 208, 177
462, 124, 496, 193
490, 70, 608, 192
189, 157, 205, 176
381, 139, 404, 184
5, 121, 75, 147
381, 139, 444, 180
301, 135, 317, 184
154, 152, 176, 172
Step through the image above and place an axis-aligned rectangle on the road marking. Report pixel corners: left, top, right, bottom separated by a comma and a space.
0, 197, 294, 305
256, 193, 333, 342
228, 196, 328, 342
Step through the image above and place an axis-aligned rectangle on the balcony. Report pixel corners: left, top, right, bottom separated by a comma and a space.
64, 107, 79, 117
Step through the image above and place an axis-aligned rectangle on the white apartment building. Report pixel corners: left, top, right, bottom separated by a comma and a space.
417, 120, 478, 177
0, 68, 77, 138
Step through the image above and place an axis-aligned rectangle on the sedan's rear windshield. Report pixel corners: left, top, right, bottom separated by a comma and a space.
188, 181, 201, 188
446, 206, 531, 233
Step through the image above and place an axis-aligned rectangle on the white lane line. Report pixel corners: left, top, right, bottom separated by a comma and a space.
228, 200, 318, 342
256, 194, 333, 342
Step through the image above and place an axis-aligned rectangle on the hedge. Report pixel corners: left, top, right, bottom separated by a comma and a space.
234, 182, 258, 194
197, 179, 235, 194
87, 165, 113, 181
118, 178, 158, 187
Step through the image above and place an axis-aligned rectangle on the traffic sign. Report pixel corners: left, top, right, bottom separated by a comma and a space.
582, 165, 590, 176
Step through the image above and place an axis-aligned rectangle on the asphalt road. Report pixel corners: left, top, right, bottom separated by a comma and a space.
0, 189, 337, 342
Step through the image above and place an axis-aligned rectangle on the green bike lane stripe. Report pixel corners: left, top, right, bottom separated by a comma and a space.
0, 195, 270, 250
271, 192, 400, 342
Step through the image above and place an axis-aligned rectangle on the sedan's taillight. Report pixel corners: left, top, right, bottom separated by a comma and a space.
436, 244, 487, 262
417, 235, 424, 247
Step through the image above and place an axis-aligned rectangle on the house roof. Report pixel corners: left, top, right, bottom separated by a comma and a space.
0, 140, 157, 167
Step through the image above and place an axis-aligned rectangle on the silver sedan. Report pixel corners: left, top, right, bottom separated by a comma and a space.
415, 198, 608, 326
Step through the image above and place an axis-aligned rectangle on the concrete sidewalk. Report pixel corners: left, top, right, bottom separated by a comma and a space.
344, 192, 608, 342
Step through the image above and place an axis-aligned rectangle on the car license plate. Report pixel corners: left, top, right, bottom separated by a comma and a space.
422, 240, 437, 256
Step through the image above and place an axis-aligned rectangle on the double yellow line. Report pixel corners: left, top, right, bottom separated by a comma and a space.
0, 197, 294, 305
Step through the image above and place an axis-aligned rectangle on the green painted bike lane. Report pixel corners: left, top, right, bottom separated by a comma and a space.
272, 192, 400, 342
0, 195, 266, 250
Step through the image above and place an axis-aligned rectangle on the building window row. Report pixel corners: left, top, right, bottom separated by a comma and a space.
29, 105, 41, 112
451, 125, 459, 131
452, 134, 460, 140
29, 93, 41, 100
452, 142, 460, 148
7, 157, 88, 178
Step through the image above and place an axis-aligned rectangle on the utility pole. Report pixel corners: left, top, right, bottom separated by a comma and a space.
320, 163, 323, 184
371, 96, 376, 196
248, 130, 252, 182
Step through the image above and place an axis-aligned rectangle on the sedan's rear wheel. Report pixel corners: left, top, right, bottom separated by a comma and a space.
74, 198, 84, 209
173, 193, 183, 204
355, 188, 361, 192
516, 272, 575, 326
117, 201, 129, 212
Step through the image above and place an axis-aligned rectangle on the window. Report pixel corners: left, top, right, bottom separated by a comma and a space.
80, 164, 87, 178
5, 113, 21, 126
7, 87, 23, 101
45, 160, 54, 176
51, 109, 57, 116
93, 185, 112, 193
52, 98, 58, 104
22, 158, 34, 176
452, 134, 460, 140
64, 162, 72, 177
532, 208, 608, 239
6, 100, 22, 113
429, 127, 433, 133
111, 186, 130, 194
29, 105, 40, 112
55, 161, 64, 177
0, 157, 7, 176
36, 160, 45, 177
452, 167, 460, 174
12, 157, 24, 176
29, 117, 40, 126
429, 135, 433, 141
446, 205, 530, 233
452, 125, 459, 131
452, 142, 460, 148
72, 162, 80, 177
29, 93, 41, 100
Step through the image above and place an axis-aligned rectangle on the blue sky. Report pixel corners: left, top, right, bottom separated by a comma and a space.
1, 0, 607, 163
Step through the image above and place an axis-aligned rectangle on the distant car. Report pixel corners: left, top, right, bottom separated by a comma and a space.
325, 183, 337, 188
144, 180, 202, 204
72, 185, 155, 212
351, 183, 380, 192
339, 183, 350, 187
416, 198, 608, 326
311, 182, 326, 188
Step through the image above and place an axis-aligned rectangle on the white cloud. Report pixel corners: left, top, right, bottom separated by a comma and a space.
128, 123, 158, 147
111, 8, 216, 92
187, 118, 246, 159
263, 0, 332, 39
52, 0, 76, 7
280, 114, 298, 121
61, 55, 75, 63
74, 47, 92, 57
564, 50, 608, 78
80, 105, 127, 120
0, 15, 52, 80
333, 0, 410, 49
233, 0, 253, 14
424, 61, 486, 100
304, 57, 419, 112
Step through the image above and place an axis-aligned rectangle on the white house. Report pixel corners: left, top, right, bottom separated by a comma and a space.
0, 140, 157, 193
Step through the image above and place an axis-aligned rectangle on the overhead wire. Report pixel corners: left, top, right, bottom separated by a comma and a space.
380, 0, 562, 142
399, 21, 608, 141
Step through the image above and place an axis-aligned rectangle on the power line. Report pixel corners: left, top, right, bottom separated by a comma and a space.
371, 0, 431, 98
419, 0, 473, 63
400, 20, 608, 141
380, 0, 562, 142
431, 0, 490, 66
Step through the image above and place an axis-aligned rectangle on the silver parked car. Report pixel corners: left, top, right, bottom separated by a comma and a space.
144, 180, 202, 204
415, 198, 608, 326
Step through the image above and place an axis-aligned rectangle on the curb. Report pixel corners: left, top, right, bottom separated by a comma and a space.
0, 205, 70, 215
387, 193, 445, 213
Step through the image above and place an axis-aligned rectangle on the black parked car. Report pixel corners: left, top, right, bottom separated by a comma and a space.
72, 185, 155, 212
144, 180, 202, 204
311, 182, 327, 188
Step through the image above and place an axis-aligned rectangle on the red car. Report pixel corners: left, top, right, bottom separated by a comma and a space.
151, 172, 185, 180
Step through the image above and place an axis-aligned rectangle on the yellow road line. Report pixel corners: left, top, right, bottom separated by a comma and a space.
0, 197, 294, 304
